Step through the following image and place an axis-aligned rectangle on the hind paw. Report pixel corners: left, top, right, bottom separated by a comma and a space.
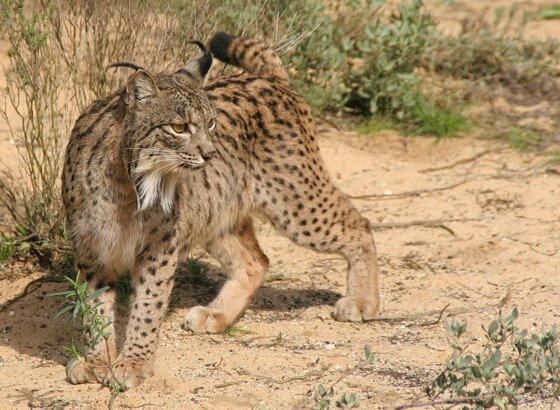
333, 296, 379, 322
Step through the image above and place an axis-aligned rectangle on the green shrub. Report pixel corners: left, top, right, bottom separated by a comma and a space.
414, 308, 560, 409
282, 0, 436, 119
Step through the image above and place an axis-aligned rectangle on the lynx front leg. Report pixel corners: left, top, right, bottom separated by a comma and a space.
108, 220, 179, 390
67, 265, 117, 385
183, 218, 269, 333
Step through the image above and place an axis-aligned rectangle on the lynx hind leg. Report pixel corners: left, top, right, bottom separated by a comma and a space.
66, 266, 118, 385
184, 218, 269, 333
260, 178, 380, 322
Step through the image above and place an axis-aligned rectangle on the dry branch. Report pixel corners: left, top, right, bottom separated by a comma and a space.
349, 179, 468, 200
418, 148, 501, 173
0, 275, 62, 312
366, 290, 511, 324
252, 364, 332, 384
370, 218, 481, 236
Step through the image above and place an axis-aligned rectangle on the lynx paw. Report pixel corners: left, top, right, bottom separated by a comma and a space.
183, 306, 229, 333
333, 296, 379, 322
67, 357, 110, 385
108, 357, 154, 390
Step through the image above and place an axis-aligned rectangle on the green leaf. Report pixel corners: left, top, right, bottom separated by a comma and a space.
53, 303, 75, 320
539, 6, 560, 20
86, 286, 110, 303
488, 319, 499, 336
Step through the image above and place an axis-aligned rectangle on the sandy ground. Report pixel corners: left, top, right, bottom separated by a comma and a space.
1, 1, 560, 409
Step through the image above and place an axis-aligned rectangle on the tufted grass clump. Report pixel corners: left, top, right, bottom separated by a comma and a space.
411, 90, 469, 139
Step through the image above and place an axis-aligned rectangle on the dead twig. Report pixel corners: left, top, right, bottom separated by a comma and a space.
418, 304, 450, 327
253, 364, 332, 384
370, 218, 479, 229
349, 179, 468, 201
370, 218, 481, 236
503, 236, 559, 256
0, 275, 62, 312
214, 381, 245, 389
418, 148, 501, 173
365, 290, 511, 324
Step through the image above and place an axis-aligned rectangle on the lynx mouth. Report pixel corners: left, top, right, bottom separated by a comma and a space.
180, 161, 206, 170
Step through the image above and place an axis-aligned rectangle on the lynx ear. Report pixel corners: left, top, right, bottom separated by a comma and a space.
176, 40, 212, 86
126, 69, 159, 106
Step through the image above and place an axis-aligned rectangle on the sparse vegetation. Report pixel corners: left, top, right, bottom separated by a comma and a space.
398, 308, 560, 409
183, 258, 210, 285
298, 345, 374, 409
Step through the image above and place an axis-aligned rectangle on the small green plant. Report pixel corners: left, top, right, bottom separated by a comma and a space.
312, 384, 335, 410
401, 308, 560, 409
49, 272, 126, 407
302, 345, 374, 409
502, 128, 542, 151
0, 232, 15, 264
184, 258, 209, 285
48, 272, 111, 374
354, 118, 396, 136
539, 6, 560, 20
411, 90, 468, 139
335, 392, 359, 409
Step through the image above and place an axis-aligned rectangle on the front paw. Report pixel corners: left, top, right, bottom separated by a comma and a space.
67, 357, 110, 385
183, 306, 229, 333
333, 296, 379, 322
108, 357, 154, 390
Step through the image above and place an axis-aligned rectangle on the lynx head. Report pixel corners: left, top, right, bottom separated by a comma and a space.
115, 42, 217, 213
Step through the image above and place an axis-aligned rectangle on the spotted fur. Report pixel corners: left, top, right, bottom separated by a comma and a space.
61, 32, 380, 390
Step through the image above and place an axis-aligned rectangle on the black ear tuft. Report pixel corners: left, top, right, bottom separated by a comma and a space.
175, 40, 213, 84
107, 62, 145, 72
188, 40, 212, 74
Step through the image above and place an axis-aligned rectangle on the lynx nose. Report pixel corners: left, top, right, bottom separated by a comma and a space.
202, 148, 217, 161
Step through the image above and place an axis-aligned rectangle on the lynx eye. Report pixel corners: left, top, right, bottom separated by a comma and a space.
171, 123, 187, 133
208, 120, 216, 131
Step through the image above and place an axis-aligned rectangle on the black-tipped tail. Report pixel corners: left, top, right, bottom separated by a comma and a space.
208, 32, 288, 80
209, 32, 235, 65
